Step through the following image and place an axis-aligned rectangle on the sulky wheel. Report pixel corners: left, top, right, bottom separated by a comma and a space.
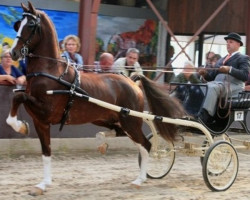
138, 133, 175, 179
202, 140, 238, 191
200, 133, 231, 165
200, 139, 209, 165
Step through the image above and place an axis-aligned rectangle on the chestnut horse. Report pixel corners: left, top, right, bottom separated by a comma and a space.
7, 1, 184, 196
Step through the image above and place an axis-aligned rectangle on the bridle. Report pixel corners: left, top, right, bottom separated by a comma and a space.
13, 11, 81, 76
13, 10, 88, 131
14, 12, 41, 58
14, 11, 81, 100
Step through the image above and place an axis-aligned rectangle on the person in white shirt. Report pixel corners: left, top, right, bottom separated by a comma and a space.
113, 48, 143, 77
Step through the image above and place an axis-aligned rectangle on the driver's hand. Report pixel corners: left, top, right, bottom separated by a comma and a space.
218, 66, 231, 74
198, 68, 207, 76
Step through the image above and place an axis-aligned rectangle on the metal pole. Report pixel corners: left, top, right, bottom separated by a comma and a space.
146, 0, 191, 61
78, 0, 100, 67
151, 0, 230, 81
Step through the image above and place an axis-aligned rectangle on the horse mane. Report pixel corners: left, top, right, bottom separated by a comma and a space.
33, 9, 60, 55
138, 76, 185, 141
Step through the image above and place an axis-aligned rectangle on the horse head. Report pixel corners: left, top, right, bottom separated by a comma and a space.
11, 1, 59, 61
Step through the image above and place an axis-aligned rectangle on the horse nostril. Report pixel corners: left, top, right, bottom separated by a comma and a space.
10, 51, 18, 60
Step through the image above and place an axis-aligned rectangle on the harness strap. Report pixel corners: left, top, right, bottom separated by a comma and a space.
59, 68, 80, 131
26, 71, 87, 95
18, 14, 41, 58
27, 70, 87, 131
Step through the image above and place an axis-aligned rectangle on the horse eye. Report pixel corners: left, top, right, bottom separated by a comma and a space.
28, 20, 36, 27
13, 20, 21, 32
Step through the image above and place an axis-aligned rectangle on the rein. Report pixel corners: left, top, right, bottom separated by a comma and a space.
217, 76, 232, 118
27, 53, 223, 74
28, 53, 68, 64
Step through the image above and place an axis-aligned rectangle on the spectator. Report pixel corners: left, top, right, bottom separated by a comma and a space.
1, 41, 19, 68
198, 32, 250, 124
170, 61, 201, 102
95, 52, 114, 72
0, 49, 26, 86
61, 35, 84, 68
113, 48, 143, 77
211, 54, 221, 68
204, 51, 215, 68
172, 61, 201, 84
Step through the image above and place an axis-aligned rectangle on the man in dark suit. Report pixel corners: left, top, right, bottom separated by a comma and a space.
198, 32, 250, 123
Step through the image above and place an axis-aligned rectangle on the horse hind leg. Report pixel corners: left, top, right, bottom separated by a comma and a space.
6, 92, 30, 135
96, 126, 128, 154
93, 121, 116, 154
96, 129, 116, 154
131, 143, 149, 188
120, 118, 151, 187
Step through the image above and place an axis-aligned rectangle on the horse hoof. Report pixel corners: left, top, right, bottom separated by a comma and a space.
19, 120, 30, 136
29, 187, 43, 196
97, 143, 109, 154
130, 183, 141, 189
131, 177, 146, 188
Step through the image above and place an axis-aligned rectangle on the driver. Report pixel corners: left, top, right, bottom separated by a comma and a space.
198, 32, 250, 124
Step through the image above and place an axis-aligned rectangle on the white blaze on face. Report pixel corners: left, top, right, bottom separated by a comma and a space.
11, 17, 28, 53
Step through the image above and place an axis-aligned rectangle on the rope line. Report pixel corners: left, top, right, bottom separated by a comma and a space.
27, 53, 220, 74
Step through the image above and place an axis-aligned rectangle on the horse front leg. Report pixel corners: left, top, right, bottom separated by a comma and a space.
29, 120, 52, 196
6, 92, 30, 135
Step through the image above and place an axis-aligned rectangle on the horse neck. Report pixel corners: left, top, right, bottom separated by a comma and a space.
34, 14, 60, 59
34, 34, 59, 59
27, 32, 62, 74
27, 13, 65, 75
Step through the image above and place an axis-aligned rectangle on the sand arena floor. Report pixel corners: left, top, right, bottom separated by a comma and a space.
0, 142, 250, 200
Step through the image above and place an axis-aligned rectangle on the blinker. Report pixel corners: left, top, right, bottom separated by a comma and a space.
13, 20, 21, 32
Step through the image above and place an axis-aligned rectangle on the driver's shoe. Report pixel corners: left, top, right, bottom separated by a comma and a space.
198, 109, 214, 124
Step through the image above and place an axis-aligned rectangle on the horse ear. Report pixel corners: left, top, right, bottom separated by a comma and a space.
28, 1, 37, 15
21, 2, 29, 12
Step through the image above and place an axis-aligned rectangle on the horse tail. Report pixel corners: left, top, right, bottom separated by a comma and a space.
134, 75, 185, 142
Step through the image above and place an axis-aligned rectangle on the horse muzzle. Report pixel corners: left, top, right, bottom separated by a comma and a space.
10, 50, 21, 61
